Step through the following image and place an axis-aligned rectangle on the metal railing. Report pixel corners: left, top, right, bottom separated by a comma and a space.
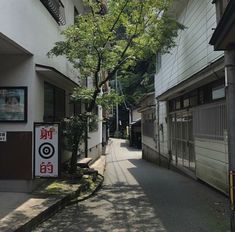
40, 0, 66, 25
193, 101, 227, 140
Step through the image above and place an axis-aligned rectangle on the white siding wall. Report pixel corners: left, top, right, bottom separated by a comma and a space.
195, 137, 228, 193
154, 0, 228, 192
155, 0, 223, 97
142, 135, 157, 152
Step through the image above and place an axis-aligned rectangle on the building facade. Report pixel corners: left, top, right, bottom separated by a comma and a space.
0, 0, 103, 192
153, 0, 228, 193
138, 93, 158, 163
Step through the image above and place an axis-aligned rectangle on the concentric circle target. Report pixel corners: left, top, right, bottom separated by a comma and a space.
39, 143, 55, 159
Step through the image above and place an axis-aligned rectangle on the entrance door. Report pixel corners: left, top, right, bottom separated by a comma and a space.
169, 111, 195, 172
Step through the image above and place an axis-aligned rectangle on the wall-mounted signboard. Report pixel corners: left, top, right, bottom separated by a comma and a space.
34, 123, 60, 178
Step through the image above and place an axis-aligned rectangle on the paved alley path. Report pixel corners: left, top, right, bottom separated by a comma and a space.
34, 139, 230, 232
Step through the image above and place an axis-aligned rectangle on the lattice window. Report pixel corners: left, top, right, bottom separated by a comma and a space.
40, 0, 66, 25
193, 102, 227, 140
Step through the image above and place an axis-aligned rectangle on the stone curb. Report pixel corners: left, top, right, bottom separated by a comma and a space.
14, 174, 104, 232
12, 153, 107, 232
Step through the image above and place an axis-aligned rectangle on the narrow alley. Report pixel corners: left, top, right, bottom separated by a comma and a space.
34, 139, 230, 232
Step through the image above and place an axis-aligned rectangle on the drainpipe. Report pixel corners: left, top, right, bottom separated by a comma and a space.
225, 50, 235, 231
157, 99, 161, 166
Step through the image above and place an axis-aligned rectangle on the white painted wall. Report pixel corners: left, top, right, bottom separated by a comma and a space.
195, 137, 228, 193
142, 135, 157, 152
88, 106, 103, 149
0, 55, 34, 131
158, 101, 168, 157
132, 109, 141, 122
0, 0, 84, 82
0, 0, 85, 131
155, 0, 223, 97
153, 0, 228, 193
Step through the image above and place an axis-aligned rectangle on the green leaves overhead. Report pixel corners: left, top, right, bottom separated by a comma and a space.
49, 0, 184, 112
49, 0, 184, 80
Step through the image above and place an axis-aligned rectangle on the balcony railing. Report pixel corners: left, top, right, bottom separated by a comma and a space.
40, 0, 66, 25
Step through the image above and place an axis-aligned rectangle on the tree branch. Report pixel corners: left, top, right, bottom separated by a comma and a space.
102, 0, 129, 50
98, 2, 144, 88
94, 46, 102, 91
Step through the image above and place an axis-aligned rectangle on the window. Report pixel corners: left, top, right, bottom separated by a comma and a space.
44, 82, 65, 122
212, 85, 225, 100
193, 102, 227, 140
169, 79, 225, 112
40, 0, 66, 25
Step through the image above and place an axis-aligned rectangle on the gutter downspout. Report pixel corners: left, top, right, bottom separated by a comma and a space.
157, 99, 161, 166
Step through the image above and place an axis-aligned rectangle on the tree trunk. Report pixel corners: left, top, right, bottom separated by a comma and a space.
69, 136, 79, 174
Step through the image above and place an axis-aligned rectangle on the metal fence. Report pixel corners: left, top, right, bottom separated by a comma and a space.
193, 101, 227, 140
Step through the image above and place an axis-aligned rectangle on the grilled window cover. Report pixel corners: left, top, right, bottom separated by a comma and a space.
40, 0, 66, 25
193, 102, 227, 140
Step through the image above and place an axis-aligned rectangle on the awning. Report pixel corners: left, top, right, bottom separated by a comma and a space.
209, 1, 235, 50
157, 57, 224, 101
35, 64, 79, 88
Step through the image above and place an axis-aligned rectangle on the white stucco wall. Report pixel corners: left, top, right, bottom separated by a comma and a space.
88, 106, 103, 149
0, 0, 85, 131
0, 0, 84, 82
0, 55, 34, 131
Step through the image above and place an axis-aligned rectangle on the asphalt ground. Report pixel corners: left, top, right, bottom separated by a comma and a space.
33, 138, 230, 232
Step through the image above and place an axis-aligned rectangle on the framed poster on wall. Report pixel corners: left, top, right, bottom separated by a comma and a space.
0, 87, 27, 122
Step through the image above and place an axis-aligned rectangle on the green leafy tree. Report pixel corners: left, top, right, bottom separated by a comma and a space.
49, 0, 184, 173
118, 55, 156, 107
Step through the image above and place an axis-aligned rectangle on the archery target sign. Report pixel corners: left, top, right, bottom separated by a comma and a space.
34, 123, 59, 177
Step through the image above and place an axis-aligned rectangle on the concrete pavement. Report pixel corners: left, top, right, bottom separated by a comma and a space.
0, 155, 106, 232
33, 138, 230, 232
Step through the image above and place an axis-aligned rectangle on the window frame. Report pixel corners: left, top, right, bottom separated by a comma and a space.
44, 82, 66, 122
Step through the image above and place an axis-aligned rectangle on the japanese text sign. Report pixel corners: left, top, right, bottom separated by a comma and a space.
34, 123, 59, 178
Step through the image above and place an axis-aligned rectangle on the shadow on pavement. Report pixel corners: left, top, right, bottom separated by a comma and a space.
126, 158, 230, 232
34, 183, 166, 232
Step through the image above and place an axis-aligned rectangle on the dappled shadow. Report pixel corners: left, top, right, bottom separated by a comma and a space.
33, 139, 230, 232
33, 183, 167, 232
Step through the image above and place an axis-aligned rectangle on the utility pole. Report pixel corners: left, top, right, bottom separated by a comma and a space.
225, 50, 235, 232
115, 70, 119, 137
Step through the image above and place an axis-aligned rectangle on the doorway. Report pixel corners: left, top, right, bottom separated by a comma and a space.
169, 110, 195, 172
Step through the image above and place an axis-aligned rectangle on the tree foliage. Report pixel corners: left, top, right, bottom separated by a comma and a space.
49, 0, 184, 173
118, 55, 156, 106
49, 0, 184, 111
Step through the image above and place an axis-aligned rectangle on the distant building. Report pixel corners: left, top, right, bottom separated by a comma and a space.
0, 0, 103, 192
129, 107, 141, 149
137, 93, 157, 161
